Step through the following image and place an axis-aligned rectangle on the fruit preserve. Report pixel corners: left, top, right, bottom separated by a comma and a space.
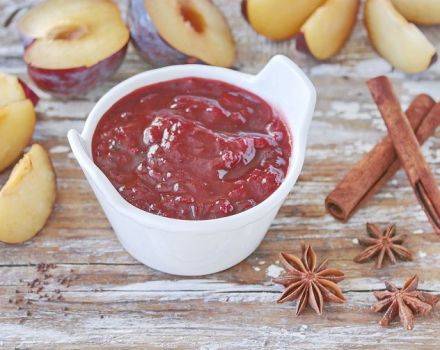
92, 77, 291, 220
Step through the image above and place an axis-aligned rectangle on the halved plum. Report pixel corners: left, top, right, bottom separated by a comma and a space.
128, 0, 235, 67
18, 0, 129, 96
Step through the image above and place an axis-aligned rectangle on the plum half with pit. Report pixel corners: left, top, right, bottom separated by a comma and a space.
18, 0, 129, 96
128, 0, 236, 67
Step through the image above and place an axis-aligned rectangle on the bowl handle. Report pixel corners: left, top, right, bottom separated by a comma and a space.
254, 55, 316, 148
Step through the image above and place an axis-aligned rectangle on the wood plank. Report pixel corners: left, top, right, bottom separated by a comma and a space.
0, 0, 440, 348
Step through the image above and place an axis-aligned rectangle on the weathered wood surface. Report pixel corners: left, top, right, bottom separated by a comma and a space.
1, 0, 440, 349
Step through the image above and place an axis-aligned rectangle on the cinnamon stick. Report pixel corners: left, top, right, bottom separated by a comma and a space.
367, 76, 440, 234
325, 94, 435, 221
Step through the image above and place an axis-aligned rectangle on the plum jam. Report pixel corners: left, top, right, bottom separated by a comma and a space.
92, 77, 291, 220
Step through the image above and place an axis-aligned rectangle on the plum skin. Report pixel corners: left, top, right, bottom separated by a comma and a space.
241, 0, 249, 22
26, 44, 128, 96
128, 0, 201, 67
19, 31, 35, 49
18, 78, 39, 106
295, 32, 312, 55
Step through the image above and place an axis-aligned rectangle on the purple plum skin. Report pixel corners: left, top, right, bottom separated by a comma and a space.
19, 32, 35, 49
295, 32, 312, 55
128, 0, 201, 67
26, 44, 128, 96
17, 78, 39, 106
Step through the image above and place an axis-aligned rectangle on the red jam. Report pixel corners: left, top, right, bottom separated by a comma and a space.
92, 77, 291, 220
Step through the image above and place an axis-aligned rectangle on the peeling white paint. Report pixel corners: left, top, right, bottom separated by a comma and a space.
50, 145, 70, 154
418, 251, 428, 258
266, 264, 283, 279
330, 101, 360, 115
403, 81, 440, 101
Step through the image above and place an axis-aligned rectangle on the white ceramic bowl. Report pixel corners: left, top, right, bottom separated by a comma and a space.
67, 55, 316, 276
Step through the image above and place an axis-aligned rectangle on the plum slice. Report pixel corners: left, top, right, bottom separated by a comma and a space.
296, 0, 359, 60
242, 0, 324, 40
0, 144, 56, 244
365, 0, 437, 74
0, 72, 37, 172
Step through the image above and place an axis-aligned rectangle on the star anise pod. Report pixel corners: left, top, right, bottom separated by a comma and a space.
354, 223, 413, 269
372, 275, 440, 330
273, 243, 346, 315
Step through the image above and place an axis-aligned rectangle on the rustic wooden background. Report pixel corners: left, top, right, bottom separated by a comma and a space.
1, 0, 440, 349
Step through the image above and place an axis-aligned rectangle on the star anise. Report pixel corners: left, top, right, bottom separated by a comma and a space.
354, 223, 413, 269
273, 243, 346, 315
372, 275, 440, 330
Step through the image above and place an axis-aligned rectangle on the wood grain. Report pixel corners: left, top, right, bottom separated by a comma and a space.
1, 0, 440, 348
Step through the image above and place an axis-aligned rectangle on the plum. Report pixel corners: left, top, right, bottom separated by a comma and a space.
0, 144, 56, 244
18, 0, 130, 96
128, 0, 235, 67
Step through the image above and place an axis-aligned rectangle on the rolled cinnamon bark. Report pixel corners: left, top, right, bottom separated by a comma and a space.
326, 94, 435, 221
367, 76, 440, 234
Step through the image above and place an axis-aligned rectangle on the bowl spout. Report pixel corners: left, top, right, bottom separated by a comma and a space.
68, 129, 89, 168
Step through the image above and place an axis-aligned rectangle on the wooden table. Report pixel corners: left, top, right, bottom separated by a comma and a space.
1, 1, 440, 348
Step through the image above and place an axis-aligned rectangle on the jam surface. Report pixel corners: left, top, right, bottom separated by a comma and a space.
92, 77, 291, 220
